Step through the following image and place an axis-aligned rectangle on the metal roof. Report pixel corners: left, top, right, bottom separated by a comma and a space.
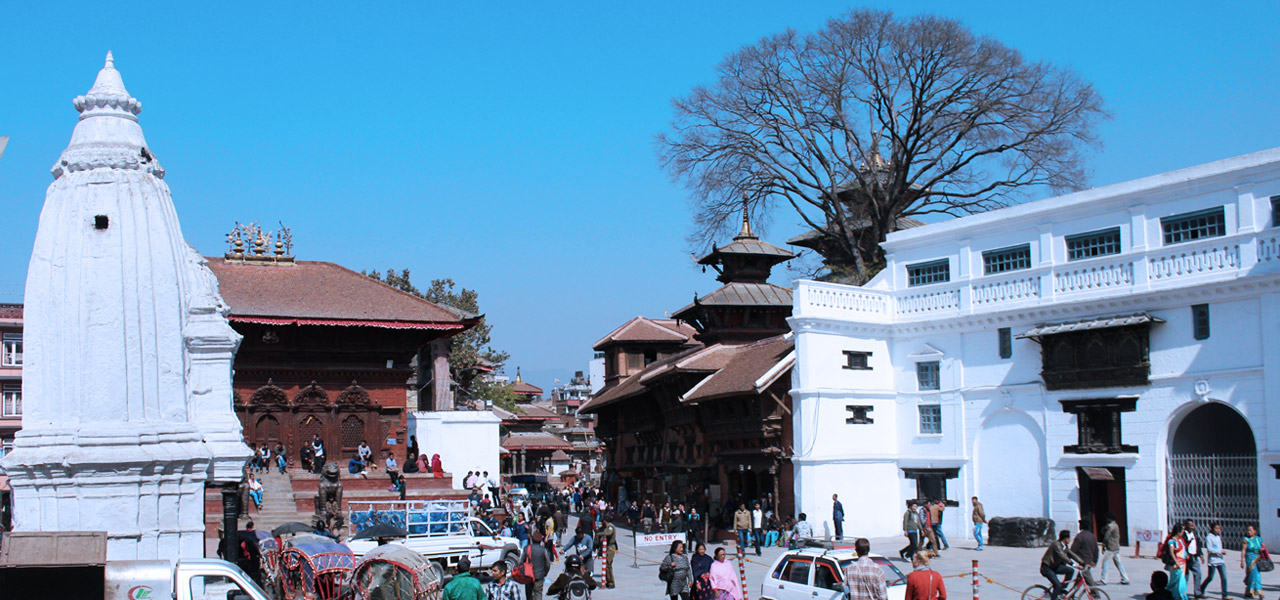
1016, 313, 1164, 339
672, 282, 793, 318
697, 239, 795, 264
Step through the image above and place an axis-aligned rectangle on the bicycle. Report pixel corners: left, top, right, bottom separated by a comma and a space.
1022, 566, 1110, 600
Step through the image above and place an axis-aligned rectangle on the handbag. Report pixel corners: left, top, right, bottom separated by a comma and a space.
512, 544, 536, 585
1258, 546, 1274, 573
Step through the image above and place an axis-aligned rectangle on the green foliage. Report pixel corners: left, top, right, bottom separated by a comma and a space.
363, 268, 513, 406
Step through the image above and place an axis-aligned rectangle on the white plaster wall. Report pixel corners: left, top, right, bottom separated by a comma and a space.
409, 411, 501, 490
790, 148, 1280, 546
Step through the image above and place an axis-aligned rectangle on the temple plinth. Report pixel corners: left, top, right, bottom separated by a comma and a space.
0, 53, 250, 560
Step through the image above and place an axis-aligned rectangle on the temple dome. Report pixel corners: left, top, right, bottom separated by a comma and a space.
53, 51, 163, 179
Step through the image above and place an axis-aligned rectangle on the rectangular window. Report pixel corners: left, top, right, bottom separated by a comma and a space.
0, 437, 12, 459
982, 244, 1032, 275
1192, 304, 1210, 340
998, 327, 1012, 359
2, 333, 21, 367
907, 259, 950, 287
1066, 227, 1122, 261
1271, 196, 1280, 228
2, 385, 20, 417
842, 350, 872, 370
916, 361, 940, 391
625, 352, 643, 370
918, 404, 942, 435
1161, 207, 1226, 245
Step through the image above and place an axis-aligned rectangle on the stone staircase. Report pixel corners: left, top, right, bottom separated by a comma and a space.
241, 468, 308, 532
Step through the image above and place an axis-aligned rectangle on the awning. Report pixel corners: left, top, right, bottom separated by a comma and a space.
1016, 313, 1164, 339
1079, 467, 1116, 481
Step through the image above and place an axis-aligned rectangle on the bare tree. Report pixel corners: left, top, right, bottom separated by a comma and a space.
659, 9, 1108, 280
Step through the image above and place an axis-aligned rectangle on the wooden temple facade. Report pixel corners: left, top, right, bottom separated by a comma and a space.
581, 209, 797, 530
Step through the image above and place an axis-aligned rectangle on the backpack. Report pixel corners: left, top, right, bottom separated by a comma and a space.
564, 575, 590, 600
1157, 537, 1176, 568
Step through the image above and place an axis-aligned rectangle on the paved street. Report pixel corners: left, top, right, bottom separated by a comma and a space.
573, 518, 1280, 600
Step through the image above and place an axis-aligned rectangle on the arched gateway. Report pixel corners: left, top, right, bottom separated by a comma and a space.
1167, 402, 1258, 545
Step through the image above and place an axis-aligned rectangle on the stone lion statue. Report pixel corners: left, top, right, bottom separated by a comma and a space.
314, 461, 344, 531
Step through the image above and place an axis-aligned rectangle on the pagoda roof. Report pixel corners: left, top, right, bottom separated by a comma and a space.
682, 336, 794, 403
786, 216, 925, 248
501, 432, 573, 451
207, 258, 476, 330
592, 316, 697, 350
696, 238, 794, 265
579, 335, 793, 413
671, 282, 793, 319
512, 381, 543, 395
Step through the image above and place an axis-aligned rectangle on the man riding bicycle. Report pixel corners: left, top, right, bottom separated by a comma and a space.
1041, 530, 1085, 600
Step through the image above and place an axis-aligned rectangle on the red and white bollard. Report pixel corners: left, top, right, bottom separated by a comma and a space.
737, 543, 750, 600
972, 559, 980, 600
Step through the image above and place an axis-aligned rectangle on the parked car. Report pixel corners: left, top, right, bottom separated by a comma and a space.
760, 547, 906, 600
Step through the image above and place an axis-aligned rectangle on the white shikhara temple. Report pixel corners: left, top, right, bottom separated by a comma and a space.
0, 54, 249, 559
789, 148, 1280, 547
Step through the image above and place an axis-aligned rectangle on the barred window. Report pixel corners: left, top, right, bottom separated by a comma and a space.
907, 259, 950, 287
1066, 227, 1122, 261
982, 244, 1031, 275
916, 361, 940, 391
1162, 207, 1225, 245
918, 404, 942, 434
843, 350, 871, 370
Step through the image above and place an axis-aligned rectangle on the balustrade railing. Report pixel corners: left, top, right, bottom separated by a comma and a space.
796, 229, 1266, 324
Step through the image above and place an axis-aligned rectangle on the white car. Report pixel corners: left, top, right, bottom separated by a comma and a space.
761, 548, 907, 600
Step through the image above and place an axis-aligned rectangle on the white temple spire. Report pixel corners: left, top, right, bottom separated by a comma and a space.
105, 50, 114, 68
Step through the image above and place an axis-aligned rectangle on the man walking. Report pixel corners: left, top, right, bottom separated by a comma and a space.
1070, 517, 1100, 586
642, 499, 657, 534
971, 497, 987, 551
752, 501, 765, 556
1099, 512, 1129, 585
734, 503, 751, 551
524, 530, 551, 600
833, 494, 846, 541
553, 506, 568, 547
930, 500, 949, 550
843, 538, 888, 600
443, 556, 485, 600
900, 501, 920, 561
1198, 522, 1226, 599
1184, 519, 1204, 597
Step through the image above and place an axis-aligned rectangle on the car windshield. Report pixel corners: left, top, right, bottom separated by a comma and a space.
837, 557, 906, 587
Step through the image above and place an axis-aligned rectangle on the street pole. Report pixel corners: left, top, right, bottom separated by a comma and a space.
632, 525, 639, 568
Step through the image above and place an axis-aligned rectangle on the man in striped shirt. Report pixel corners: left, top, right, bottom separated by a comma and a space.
485, 562, 521, 600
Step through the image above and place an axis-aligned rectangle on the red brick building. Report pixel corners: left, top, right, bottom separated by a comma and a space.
207, 255, 477, 467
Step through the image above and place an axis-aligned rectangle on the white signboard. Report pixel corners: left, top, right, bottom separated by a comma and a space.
637, 532, 687, 547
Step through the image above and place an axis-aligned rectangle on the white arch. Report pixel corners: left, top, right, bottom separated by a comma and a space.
974, 408, 1047, 518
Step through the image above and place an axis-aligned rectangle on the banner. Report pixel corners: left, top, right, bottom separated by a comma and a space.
637, 532, 687, 547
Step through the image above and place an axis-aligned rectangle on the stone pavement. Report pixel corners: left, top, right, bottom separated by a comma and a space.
574, 519, 1280, 600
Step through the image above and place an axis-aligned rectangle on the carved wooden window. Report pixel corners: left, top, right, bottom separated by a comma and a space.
1061, 398, 1138, 454
1066, 227, 1122, 261
916, 361, 940, 391
626, 352, 644, 370
1192, 304, 1210, 340
846, 405, 874, 424
843, 350, 872, 370
918, 404, 942, 435
998, 328, 1012, 359
907, 259, 950, 287
982, 244, 1031, 275
903, 468, 958, 501
1036, 323, 1154, 390
341, 415, 364, 451
1162, 207, 1225, 245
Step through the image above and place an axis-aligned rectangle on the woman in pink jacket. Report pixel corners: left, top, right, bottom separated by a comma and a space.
709, 547, 743, 600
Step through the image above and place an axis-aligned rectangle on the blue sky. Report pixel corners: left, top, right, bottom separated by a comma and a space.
1, 1, 1277, 394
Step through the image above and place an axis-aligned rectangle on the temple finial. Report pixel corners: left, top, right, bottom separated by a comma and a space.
515, 366, 522, 383
105, 51, 114, 69
736, 193, 757, 239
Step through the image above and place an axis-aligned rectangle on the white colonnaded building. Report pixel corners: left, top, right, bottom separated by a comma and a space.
789, 147, 1280, 548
